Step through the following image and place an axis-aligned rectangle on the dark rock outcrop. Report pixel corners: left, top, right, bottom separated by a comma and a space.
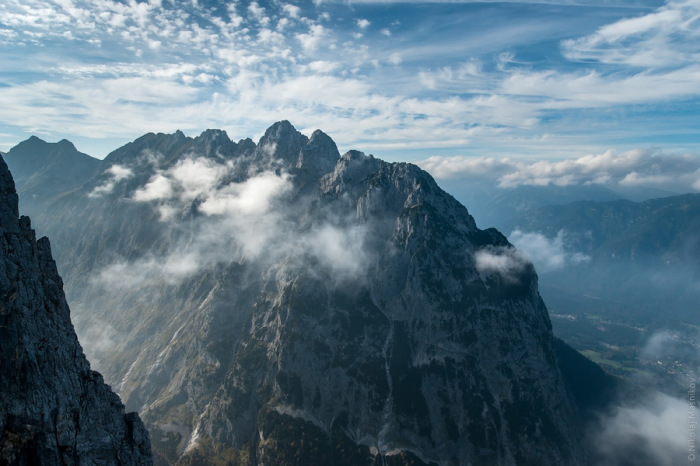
0, 155, 152, 465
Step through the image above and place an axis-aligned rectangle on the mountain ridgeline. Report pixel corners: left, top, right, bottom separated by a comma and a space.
4, 122, 614, 465
0, 156, 152, 465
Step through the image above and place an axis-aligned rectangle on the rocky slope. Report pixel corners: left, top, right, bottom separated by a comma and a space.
7, 122, 597, 465
0, 155, 152, 465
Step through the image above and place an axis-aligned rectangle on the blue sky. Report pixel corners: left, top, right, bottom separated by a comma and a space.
1, 0, 699, 182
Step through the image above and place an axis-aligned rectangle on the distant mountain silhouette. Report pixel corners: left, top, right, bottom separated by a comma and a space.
4, 136, 100, 212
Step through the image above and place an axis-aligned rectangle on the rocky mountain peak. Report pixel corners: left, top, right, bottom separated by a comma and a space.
0, 155, 152, 465
296, 129, 340, 179
254, 120, 309, 167
104, 130, 191, 165
57, 138, 77, 150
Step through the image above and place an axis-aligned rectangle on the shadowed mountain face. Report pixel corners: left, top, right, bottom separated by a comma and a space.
6, 122, 598, 465
0, 155, 152, 465
3, 136, 100, 211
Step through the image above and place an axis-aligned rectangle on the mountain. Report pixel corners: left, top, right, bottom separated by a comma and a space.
6, 122, 614, 465
3, 135, 101, 212
436, 179, 678, 232
0, 155, 152, 465
503, 194, 700, 327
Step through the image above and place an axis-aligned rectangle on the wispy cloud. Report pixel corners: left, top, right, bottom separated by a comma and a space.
89, 164, 133, 197
509, 229, 590, 273
0, 0, 698, 161
562, 0, 700, 67
591, 391, 690, 466
474, 246, 530, 283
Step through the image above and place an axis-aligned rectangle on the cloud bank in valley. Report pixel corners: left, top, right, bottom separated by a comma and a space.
591, 391, 692, 466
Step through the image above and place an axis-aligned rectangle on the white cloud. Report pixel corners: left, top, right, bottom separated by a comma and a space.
281, 3, 301, 19
247, 1, 270, 26
418, 149, 700, 193
304, 224, 368, 280
387, 52, 402, 65
508, 229, 589, 273
640, 330, 678, 360
356, 18, 370, 29
562, 0, 700, 68
296, 24, 326, 51
474, 246, 529, 283
2, 0, 700, 161
198, 171, 292, 216
91, 149, 377, 289
133, 174, 173, 202
88, 164, 133, 197
592, 392, 690, 466
308, 60, 339, 73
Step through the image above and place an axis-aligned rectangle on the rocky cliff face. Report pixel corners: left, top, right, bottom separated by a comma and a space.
7, 122, 592, 465
0, 155, 152, 465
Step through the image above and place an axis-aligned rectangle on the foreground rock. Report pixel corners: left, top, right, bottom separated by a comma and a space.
0, 155, 152, 465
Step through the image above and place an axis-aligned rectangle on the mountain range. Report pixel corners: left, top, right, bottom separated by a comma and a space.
504, 194, 700, 329
4, 122, 616, 465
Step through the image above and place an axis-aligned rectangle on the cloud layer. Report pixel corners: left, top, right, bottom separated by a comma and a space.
420, 148, 700, 193
1, 0, 699, 160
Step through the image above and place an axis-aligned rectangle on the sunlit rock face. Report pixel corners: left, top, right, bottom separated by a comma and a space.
7, 122, 589, 465
0, 155, 152, 465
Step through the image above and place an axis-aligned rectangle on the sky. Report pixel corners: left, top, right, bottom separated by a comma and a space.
1, 0, 699, 167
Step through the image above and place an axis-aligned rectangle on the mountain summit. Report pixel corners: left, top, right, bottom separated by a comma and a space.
6, 122, 598, 465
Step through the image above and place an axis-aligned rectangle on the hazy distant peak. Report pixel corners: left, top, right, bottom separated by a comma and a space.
195, 129, 230, 144
4, 136, 100, 204
57, 138, 76, 149
104, 130, 192, 165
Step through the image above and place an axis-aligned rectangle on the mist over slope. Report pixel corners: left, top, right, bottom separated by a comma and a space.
5, 122, 618, 465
